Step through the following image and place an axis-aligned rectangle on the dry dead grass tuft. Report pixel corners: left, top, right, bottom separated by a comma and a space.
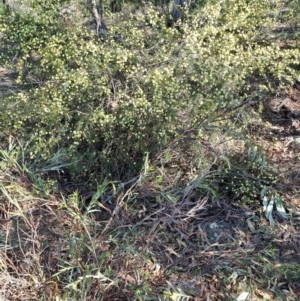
0, 175, 61, 300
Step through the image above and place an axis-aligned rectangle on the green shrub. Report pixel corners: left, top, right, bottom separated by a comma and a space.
220, 146, 278, 204
1, 0, 299, 179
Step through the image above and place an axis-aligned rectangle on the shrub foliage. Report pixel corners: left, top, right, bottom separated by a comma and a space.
1, 0, 300, 178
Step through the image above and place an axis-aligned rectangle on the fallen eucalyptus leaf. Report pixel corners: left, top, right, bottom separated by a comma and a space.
275, 197, 288, 219
264, 196, 276, 227
236, 292, 249, 301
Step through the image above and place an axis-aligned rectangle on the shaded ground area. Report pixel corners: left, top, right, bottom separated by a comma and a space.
0, 66, 17, 98
1, 159, 300, 300
258, 87, 300, 210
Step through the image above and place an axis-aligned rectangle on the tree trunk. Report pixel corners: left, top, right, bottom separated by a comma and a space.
88, 0, 102, 36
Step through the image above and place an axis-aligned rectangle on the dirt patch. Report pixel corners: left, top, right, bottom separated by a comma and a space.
0, 66, 18, 98
260, 87, 300, 205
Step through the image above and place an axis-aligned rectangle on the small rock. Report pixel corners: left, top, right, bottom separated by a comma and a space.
294, 137, 300, 149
